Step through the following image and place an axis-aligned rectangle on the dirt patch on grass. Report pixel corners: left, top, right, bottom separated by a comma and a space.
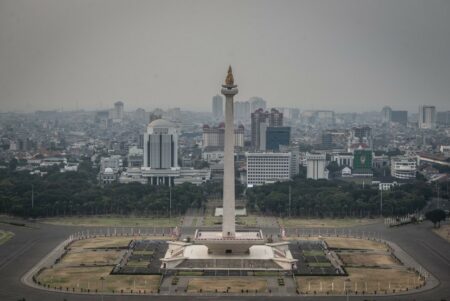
339, 253, 397, 266
37, 266, 160, 292
61, 250, 122, 266
187, 277, 267, 293
70, 236, 168, 249
297, 267, 422, 294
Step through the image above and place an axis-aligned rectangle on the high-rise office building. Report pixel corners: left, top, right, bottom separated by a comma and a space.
113, 101, 124, 121
321, 131, 333, 149
391, 110, 408, 126
436, 111, 450, 126
251, 108, 284, 150
418, 105, 436, 129
381, 106, 408, 126
143, 119, 178, 169
251, 109, 268, 150
212, 95, 224, 120
266, 127, 291, 151
381, 106, 392, 124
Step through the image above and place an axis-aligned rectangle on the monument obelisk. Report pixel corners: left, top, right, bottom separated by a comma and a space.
221, 66, 238, 238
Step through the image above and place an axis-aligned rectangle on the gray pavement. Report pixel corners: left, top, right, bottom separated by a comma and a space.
1, 218, 450, 300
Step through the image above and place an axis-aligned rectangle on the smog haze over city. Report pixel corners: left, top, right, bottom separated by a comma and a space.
1, 0, 450, 112
1, 1, 450, 301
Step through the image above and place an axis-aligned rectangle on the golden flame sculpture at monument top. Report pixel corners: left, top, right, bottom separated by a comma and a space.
225, 65, 234, 86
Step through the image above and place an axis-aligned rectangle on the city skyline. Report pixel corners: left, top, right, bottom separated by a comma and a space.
1, 0, 450, 113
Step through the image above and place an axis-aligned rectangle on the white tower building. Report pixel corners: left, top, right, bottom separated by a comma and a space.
221, 66, 238, 238
143, 119, 178, 169
419, 105, 436, 129
306, 153, 328, 180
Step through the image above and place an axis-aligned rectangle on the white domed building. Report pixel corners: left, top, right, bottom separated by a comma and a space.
141, 119, 180, 186
100, 167, 118, 184
119, 118, 211, 186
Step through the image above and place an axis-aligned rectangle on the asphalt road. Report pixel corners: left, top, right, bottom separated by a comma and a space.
0, 220, 449, 301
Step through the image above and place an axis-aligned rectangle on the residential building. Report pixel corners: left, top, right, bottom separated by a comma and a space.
251, 108, 283, 150
437, 111, 450, 126
419, 105, 436, 129
113, 101, 124, 121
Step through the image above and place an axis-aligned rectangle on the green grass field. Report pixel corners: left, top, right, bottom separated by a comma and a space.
0, 230, 14, 245
41, 216, 180, 227
280, 218, 381, 228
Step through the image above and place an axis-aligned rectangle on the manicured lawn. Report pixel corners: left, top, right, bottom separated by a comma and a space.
41, 216, 180, 227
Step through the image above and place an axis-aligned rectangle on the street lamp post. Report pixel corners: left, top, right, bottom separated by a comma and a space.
100, 276, 105, 301
169, 186, 172, 220
345, 279, 351, 301
380, 188, 383, 217
31, 184, 34, 209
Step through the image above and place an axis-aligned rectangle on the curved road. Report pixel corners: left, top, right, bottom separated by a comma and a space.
0, 220, 449, 301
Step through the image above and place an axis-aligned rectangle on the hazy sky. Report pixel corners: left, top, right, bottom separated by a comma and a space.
0, 0, 449, 113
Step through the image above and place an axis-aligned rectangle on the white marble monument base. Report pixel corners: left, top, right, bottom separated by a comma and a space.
193, 229, 265, 254
161, 240, 297, 271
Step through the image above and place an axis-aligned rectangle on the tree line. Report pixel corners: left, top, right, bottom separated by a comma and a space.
0, 158, 437, 218
246, 177, 433, 217
0, 160, 206, 217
